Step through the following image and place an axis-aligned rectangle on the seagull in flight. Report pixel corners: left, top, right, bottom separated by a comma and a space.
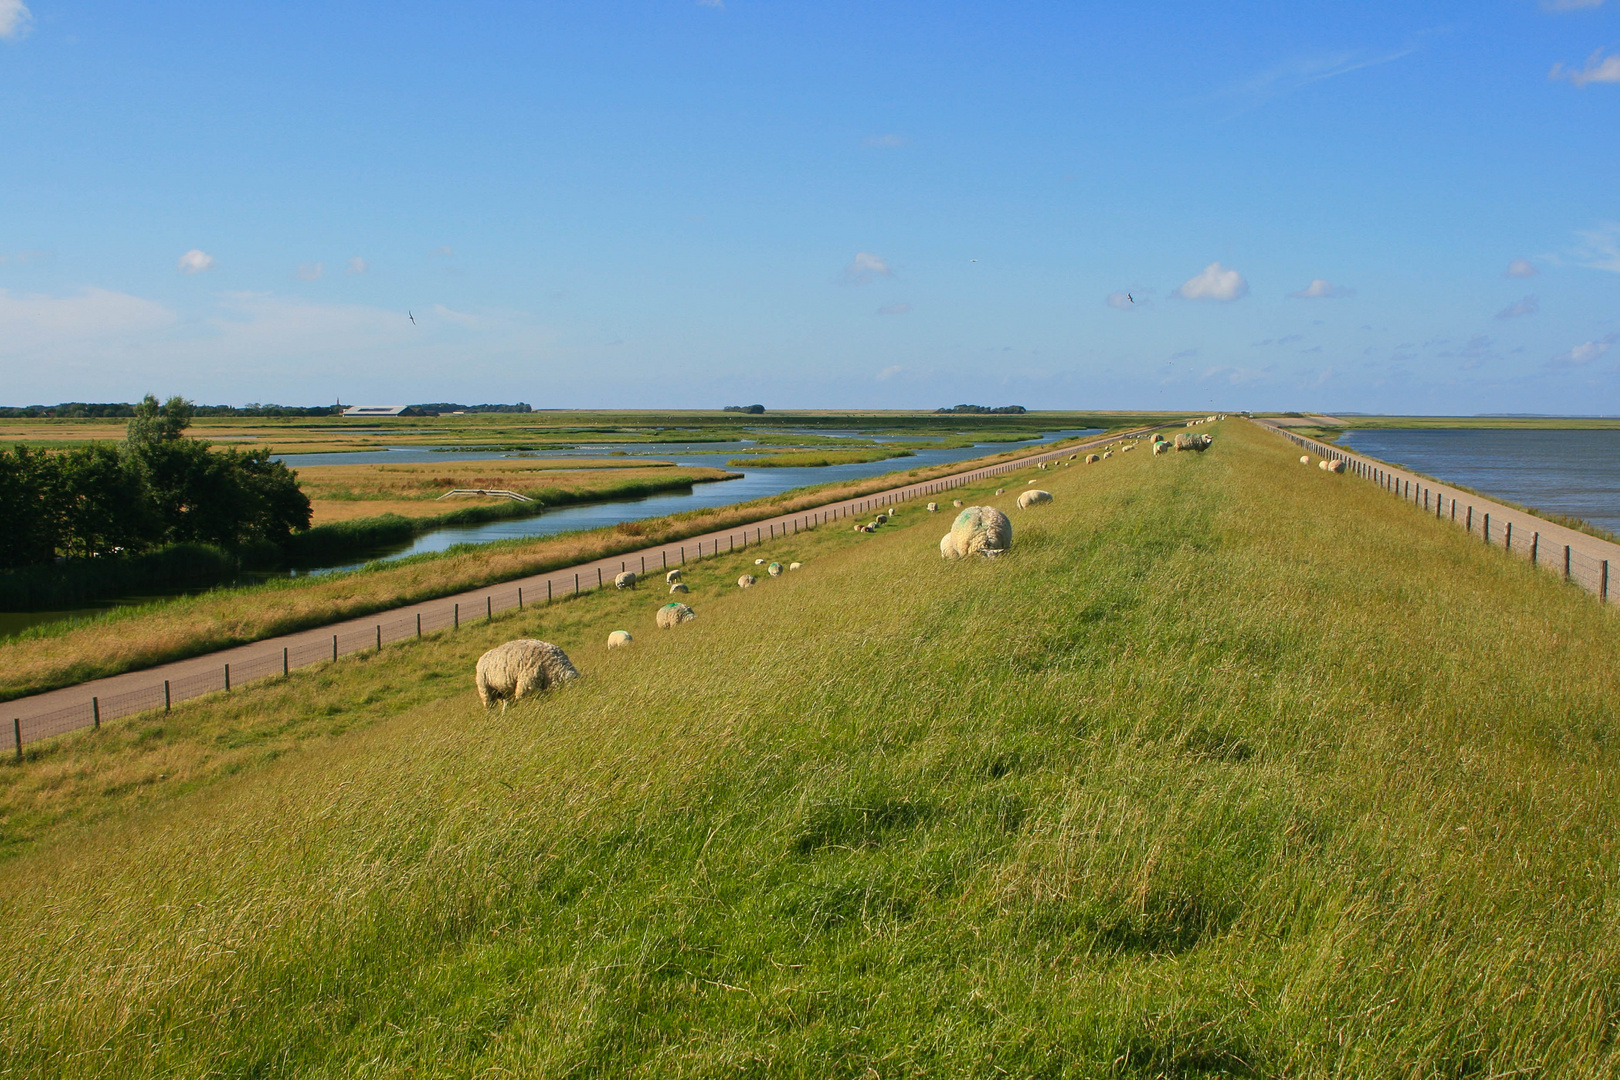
1127, 293, 1134, 303
408, 311, 416, 324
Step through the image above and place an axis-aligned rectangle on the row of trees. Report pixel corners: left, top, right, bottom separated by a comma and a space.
0, 396, 311, 570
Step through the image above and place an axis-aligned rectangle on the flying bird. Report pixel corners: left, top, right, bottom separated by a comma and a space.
408, 311, 416, 324
1128, 294, 1134, 303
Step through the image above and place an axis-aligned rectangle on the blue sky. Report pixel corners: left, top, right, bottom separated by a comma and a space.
1, 1, 1616, 413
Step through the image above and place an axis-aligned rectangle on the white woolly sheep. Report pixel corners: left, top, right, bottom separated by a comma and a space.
939, 505, 1013, 559
669, 582, 689, 594
614, 570, 637, 590
1300, 455, 1309, 465
1153, 442, 1169, 455
995, 488, 1005, 495
767, 561, 783, 577
755, 558, 766, 565
1329, 459, 1346, 473
738, 574, 756, 588
953, 499, 964, 507
475, 639, 579, 711
1173, 433, 1212, 452
656, 602, 696, 629
606, 630, 632, 649
927, 502, 938, 512
1103, 451, 1113, 459
789, 561, 801, 570
1017, 489, 1053, 509
1122, 444, 1135, 452
875, 513, 888, 524
1086, 453, 1099, 463
666, 569, 683, 584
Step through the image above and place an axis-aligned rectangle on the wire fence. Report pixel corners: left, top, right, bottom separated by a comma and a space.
9, 429, 1132, 756
1267, 423, 1615, 607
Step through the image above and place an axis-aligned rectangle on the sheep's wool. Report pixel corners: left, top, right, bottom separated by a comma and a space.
475, 640, 579, 709
657, 602, 696, 629
939, 505, 1013, 559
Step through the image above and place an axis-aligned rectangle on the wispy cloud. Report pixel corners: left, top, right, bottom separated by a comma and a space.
0, 0, 32, 42
297, 262, 325, 282
1496, 295, 1539, 319
877, 365, 903, 380
877, 302, 910, 315
0, 287, 176, 350
430, 246, 454, 258
1176, 262, 1248, 302
1550, 49, 1620, 86
1289, 279, 1355, 299
1218, 42, 1423, 113
346, 256, 368, 275
844, 251, 892, 284
1505, 257, 1538, 278
863, 134, 909, 148
1549, 333, 1617, 368
1570, 222, 1620, 271
177, 249, 215, 275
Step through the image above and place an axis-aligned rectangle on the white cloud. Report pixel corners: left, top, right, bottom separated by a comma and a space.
863, 134, 908, 148
1505, 257, 1538, 278
1570, 222, 1620, 272
844, 251, 892, 284
430, 245, 454, 258
430, 303, 482, 328
0, 0, 33, 42
1220, 44, 1420, 113
877, 302, 910, 315
177, 249, 215, 275
1176, 262, 1248, 302
1550, 333, 1616, 368
346, 256, 368, 275
297, 262, 325, 282
1289, 279, 1354, 299
1550, 49, 1620, 86
1496, 295, 1539, 319
877, 365, 903, 380
0, 287, 177, 350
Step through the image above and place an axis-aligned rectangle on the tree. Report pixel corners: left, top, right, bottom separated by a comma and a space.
126, 394, 194, 447
0, 445, 63, 569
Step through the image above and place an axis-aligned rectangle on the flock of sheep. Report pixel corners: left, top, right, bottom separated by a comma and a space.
1305, 455, 1347, 474
477, 420, 1228, 709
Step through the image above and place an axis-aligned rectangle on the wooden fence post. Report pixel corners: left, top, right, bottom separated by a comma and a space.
377, 624, 383, 650
12, 718, 19, 760
1532, 533, 1539, 566
224, 664, 230, 692
284, 647, 290, 676
417, 613, 422, 637
333, 635, 338, 661
454, 604, 459, 628
518, 587, 523, 610
93, 697, 100, 730
1565, 545, 1572, 580
165, 680, 171, 711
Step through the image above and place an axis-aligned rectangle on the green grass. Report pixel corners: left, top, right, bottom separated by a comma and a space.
2, 419, 1618, 1076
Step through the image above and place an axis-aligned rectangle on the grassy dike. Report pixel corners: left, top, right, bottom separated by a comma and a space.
3, 419, 1618, 1076
0, 436, 1098, 701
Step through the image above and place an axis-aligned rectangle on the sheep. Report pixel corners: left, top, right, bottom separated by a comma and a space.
927, 502, 939, 512
1026, 480, 1038, 485
1329, 459, 1346, 474
475, 639, 579, 711
669, 582, 689, 594
1153, 441, 1169, 455
953, 499, 964, 507
1173, 433, 1212, 452
755, 558, 766, 565
875, 513, 888, 524
666, 569, 682, 584
1300, 455, 1310, 465
1122, 444, 1135, 452
1102, 451, 1113, 459
614, 570, 637, 590
939, 505, 1013, 559
789, 561, 801, 570
738, 574, 756, 588
767, 561, 783, 577
656, 602, 696, 628
1017, 489, 1053, 509
995, 488, 1005, 495
606, 630, 632, 649
1086, 453, 1099, 463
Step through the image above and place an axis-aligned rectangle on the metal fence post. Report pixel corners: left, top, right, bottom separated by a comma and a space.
92, 697, 100, 730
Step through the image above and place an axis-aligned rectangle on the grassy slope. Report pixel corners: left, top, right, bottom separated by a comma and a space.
3, 420, 1618, 1077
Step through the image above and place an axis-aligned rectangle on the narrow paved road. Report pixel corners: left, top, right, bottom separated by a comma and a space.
9, 428, 1142, 747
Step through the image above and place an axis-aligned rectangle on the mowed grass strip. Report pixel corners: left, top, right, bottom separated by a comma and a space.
2, 420, 1618, 1077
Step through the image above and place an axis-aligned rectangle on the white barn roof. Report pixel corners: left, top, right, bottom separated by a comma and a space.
342, 405, 409, 417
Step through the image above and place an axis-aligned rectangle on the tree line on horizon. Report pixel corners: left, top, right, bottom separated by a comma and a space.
0, 396, 311, 571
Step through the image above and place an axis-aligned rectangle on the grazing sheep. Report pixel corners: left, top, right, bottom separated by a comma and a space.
939, 505, 1013, 559
1017, 489, 1053, 509
1300, 455, 1310, 465
656, 602, 696, 628
738, 574, 756, 588
995, 488, 1005, 495
755, 558, 766, 565
767, 561, 783, 577
927, 502, 939, 512
875, 513, 888, 524
1329, 459, 1346, 473
789, 561, 801, 570
669, 582, 689, 594
606, 630, 632, 649
666, 569, 682, 584
1122, 444, 1135, 452
1086, 453, 1099, 463
1103, 451, 1113, 459
1173, 433, 1212, 452
475, 639, 579, 711
1153, 442, 1169, 455
953, 499, 964, 507
614, 570, 637, 590
1026, 480, 1037, 485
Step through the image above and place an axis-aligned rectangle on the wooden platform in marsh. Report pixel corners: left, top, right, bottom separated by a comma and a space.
6, 419, 1616, 1075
